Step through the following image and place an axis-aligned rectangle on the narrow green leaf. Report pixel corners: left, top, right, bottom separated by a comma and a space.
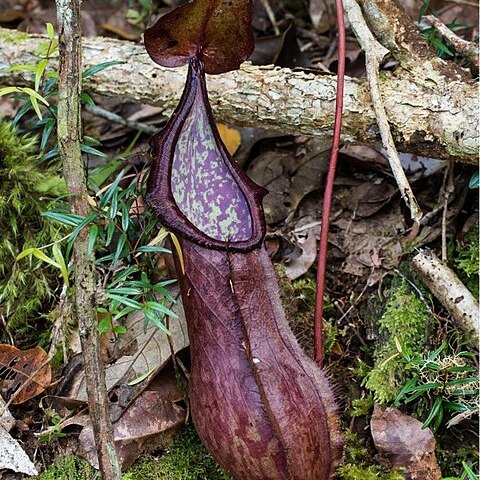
143, 308, 172, 335
145, 301, 178, 318
462, 462, 477, 480
127, 368, 155, 386
100, 169, 126, 209
35, 59, 48, 91
29, 95, 42, 120
422, 397, 442, 429
83, 135, 102, 147
113, 233, 127, 266
107, 287, 142, 295
52, 244, 69, 286
68, 213, 99, 245
4, 65, 37, 72
16, 248, 36, 261
20, 87, 49, 105
32, 248, 62, 269
109, 190, 119, 219
46, 22, 55, 39
136, 245, 171, 254
87, 224, 99, 257
0, 87, 20, 96
42, 211, 84, 227
80, 143, 108, 158
113, 325, 127, 335
121, 203, 130, 231
105, 221, 116, 247
80, 92, 96, 106
105, 293, 143, 310
469, 171, 479, 189
82, 61, 126, 78
40, 117, 55, 151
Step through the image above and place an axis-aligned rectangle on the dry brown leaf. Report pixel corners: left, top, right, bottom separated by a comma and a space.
284, 224, 318, 280
0, 344, 51, 404
101, 22, 139, 40
247, 138, 330, 225
78, 367, 186, 470
371, 405, 442, 480
217, 123, 242, 156
309, 0, 337, 33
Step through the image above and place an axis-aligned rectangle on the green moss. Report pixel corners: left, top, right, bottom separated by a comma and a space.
364, 279, 427, 404
336, 431, 404, 480
0, 28, 29, 43
0, 121, 66, 335
124, 424, 233, 480
37, 426, 232, 480
336, 464, 405, 480
37, 455, 98, 480
453, 222, 479, 299
350, 394, 374, 418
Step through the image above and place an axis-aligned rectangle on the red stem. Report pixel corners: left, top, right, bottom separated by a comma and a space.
314, 0, 346, 366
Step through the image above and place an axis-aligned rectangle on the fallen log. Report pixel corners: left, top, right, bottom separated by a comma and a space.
0, 27, 477, 163
412, 250, 479, 346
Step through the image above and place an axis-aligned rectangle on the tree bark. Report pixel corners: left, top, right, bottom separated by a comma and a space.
0, 27, 477, 164
55, 1, 121, 478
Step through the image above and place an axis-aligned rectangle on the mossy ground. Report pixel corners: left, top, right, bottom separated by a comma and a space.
37, 425, 232, 480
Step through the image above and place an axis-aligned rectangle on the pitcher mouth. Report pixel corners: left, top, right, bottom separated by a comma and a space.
146, 58, 267, 253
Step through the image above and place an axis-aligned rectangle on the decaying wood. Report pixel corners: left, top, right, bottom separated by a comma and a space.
412, 250, 479, 345
0, 27, 477, 164
54, 0, 121, 478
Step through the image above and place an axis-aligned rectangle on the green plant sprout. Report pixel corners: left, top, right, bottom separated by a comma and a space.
394, 339, 479, 432
0, 23, 123, 161
18, 165, 181, 336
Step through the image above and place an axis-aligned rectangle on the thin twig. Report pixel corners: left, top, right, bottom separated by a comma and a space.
344, 0, 423, 223
441, 163, 454, 262
260, 0, 280, 35
423, 15, 479, 71
55, 0, 121, 477
444, 0, 479, 8
84, 103, 157, 135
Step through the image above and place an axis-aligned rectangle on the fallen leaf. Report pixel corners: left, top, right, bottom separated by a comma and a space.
101, 22, 139, 40
0, 424, 38, 476
247, 138, 330, 225
0, 395, 14, 432
309, 0, 337, 34
371, 405, 442, 480
217, 123, 241, 156
284, 224, 318, 280
78, 366, 186, 470
0, 344, 52, 404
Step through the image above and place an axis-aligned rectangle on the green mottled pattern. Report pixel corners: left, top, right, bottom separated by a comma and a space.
171, 83, 252, 242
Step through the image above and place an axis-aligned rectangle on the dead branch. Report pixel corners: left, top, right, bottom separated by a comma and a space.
423, 15, 479, 72
412, 250, 479, 346
0, 27, 477, 164
344, 0, 422, 221
54, 0, 121, 477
